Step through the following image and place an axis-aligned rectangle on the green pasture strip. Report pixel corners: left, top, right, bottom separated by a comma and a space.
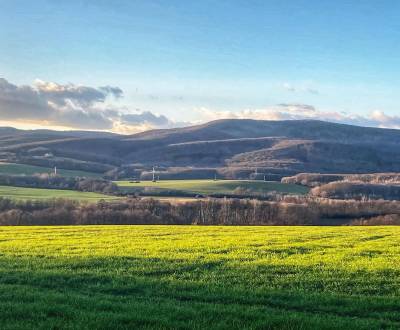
0, 185, 116, 201
0, 162, 102, 178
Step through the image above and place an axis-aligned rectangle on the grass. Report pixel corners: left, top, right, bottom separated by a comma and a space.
0, 185, 117, 201
0, 225, 399, 329
116, 179, 308, 195
0, 162, 102, 178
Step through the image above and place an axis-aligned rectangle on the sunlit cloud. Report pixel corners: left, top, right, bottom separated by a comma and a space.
0, 77, 178, 133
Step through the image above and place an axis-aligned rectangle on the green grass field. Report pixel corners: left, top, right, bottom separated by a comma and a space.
116, 179, 308, 195
0, 162, 101, 178
0, 225, 399, 329
0, 185, 117, 201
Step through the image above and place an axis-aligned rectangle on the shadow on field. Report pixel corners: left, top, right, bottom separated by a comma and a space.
0, 255, 399, 329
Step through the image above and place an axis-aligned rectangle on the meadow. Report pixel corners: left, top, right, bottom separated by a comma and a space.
0, 162, 101, 178
0, 225, 399, 329
116, 179, 308, 195
0, 185, 116, 201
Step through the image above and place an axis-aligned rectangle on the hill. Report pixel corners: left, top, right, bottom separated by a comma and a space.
1, 120, 400, 178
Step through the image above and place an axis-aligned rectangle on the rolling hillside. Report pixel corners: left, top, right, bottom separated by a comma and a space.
1, 120, 400, 178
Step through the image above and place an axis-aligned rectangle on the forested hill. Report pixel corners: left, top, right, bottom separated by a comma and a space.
1, 119, 400, 175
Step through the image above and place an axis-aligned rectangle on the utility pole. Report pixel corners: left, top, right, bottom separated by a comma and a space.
252, 167, 258, 180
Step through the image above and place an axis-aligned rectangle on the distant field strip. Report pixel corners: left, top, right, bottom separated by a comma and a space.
0, 226, 398, 329
116, 179, 308, 195
0, 185, 116, 201
0, 162, 101, 178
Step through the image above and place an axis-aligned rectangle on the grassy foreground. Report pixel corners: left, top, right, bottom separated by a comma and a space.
0, 226, 399, 329
116, 179, 308, 195
0, 185, 116, 201
0, 162, 101, 178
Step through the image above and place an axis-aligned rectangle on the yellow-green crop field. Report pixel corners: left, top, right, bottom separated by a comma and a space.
0, 226, 399, 329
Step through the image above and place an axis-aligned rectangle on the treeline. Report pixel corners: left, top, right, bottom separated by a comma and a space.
350, 214, 400, 225
282, 172, 400, 201
310, 182, 400, 201
346, 173, 400, 184
104, 166, 294, 181
282, 172, 400, 187
120, 186, 278, 200
1, 196, 400, 226
282, 173, 346, 187
0, 174, 118, 194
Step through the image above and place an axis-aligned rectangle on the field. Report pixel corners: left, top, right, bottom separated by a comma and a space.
0, 226, 399, 329
0, 185, 117, 201
116, 179, 308, 195
0, 162, 101, 178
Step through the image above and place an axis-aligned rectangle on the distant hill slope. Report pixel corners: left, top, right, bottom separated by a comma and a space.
128, 119, 400, 144
1, 120, 400, 176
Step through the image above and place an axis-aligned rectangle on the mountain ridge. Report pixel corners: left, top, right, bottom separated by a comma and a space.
1, 119, 400, 177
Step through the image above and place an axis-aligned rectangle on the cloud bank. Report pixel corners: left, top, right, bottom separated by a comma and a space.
0, 78, 176, 133
198, 104, 400, 129
1, 77, 400, 133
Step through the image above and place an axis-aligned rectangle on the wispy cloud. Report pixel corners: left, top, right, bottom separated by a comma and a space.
121, 111, 170, 126
282, 82, 296, 92
304, 87, 319, 95
281, 82, 319, 94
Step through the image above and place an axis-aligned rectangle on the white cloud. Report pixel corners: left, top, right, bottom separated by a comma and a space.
369, 111, 400, 128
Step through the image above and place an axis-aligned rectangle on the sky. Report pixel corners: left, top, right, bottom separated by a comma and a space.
1, 0, 400, 133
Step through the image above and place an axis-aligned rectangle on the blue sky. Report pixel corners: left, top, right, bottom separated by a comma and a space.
1, 0, 400, 132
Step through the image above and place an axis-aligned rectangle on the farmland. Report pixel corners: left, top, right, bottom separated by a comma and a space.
116, 179, 308, 195
0, 162, 101, 178
0, 225, 398, 329
0, 185, 117, 201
